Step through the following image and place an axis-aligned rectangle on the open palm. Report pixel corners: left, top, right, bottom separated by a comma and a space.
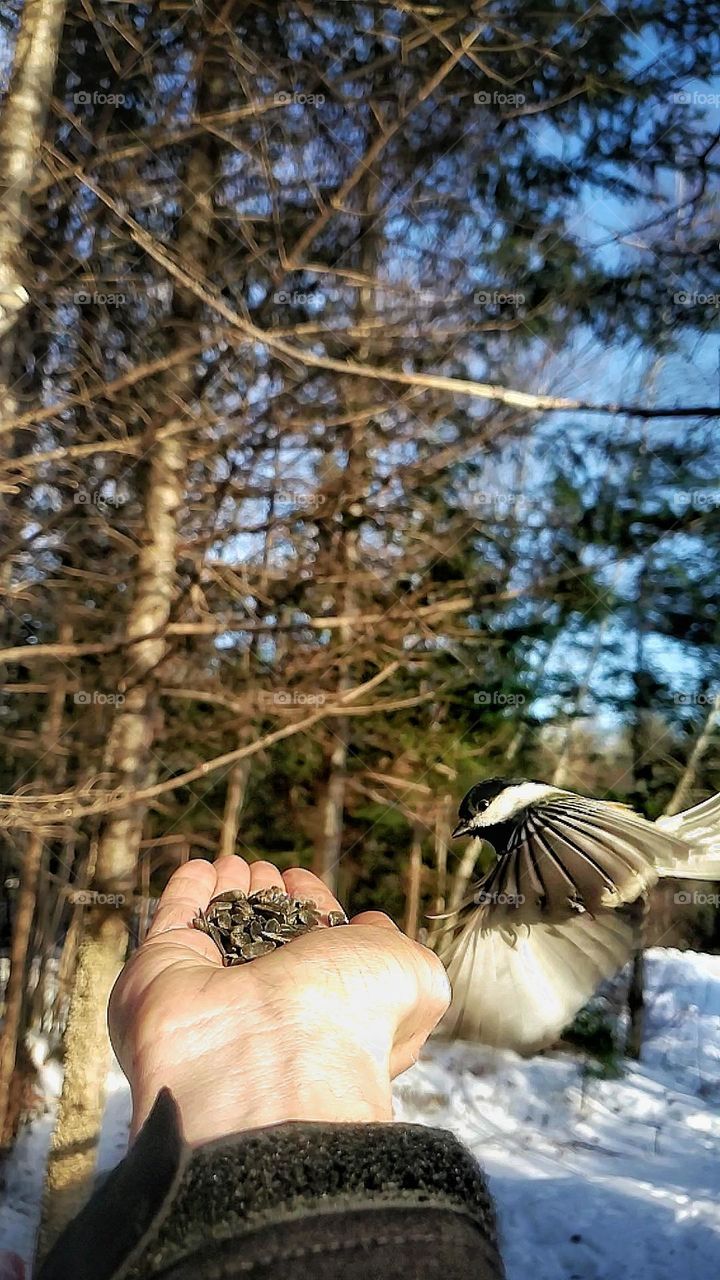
109, 855, 450, 1145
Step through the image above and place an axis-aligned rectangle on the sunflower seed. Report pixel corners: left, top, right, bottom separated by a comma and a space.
241, 939, 276, 960
209, 890, 248, 908
193, 884, 348, 964
327, 909, 348, 927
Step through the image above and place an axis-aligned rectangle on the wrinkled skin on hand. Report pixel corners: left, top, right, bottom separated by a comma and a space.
109, 856, 451, 1146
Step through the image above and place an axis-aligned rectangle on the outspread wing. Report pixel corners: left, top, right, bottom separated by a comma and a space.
437, 905, 637, 1054
473, 796, 689, 916
436, 794, 711, 1053
655, 791, 720, 880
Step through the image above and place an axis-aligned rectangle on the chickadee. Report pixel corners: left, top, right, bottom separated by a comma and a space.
437, 778, 720, 1054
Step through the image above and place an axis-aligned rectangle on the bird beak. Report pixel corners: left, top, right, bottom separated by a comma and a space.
452, 822, 472, 839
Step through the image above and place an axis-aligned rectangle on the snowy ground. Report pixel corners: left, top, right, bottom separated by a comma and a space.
2, 947, 720, 1278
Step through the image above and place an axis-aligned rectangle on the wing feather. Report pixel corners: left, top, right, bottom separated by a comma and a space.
438, 789, 720, 1054
472, 797, 690, 915
438, 908, 636, 1054
656, 790, 720, 879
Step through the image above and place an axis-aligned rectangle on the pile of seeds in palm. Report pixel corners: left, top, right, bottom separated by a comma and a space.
193, 886, 348, 965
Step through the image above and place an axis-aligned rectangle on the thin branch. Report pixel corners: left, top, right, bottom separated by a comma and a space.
0, 663, 401, 828
57, 165, 720, 422
0, 597, 472, 665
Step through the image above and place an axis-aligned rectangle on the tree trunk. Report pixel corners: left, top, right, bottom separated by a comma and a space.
37, 98, 217, 1254
404, 821, 424, 940
626, 462, 654, 1059
314, 176, 378, 891
625, 897, 648, 1059
433, 795, 452, 917
315, 727, 349, 891
31, 829, 78, 1032
427, 795, 452, 948
665, 697, 719, 817
0, 623, 70, 1148
551, 617, 610, 788
218, 756, 251, 860
38, 913, 129, 1226
626, 948, 645, 1059
448, 838, 483, 914
0, 0, 67, 413
0, 0, 68, 603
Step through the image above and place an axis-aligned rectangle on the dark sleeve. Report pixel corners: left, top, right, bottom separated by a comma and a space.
37, 1089, 505, 1280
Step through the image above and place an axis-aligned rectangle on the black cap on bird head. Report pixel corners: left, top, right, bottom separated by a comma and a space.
452, 777, 531, 838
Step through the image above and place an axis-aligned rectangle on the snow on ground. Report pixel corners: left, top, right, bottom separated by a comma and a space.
396, 948, 720, 1280
2, 948, 720, 1278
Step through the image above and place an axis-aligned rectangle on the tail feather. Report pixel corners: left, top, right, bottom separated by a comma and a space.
437, 908, 636, 1055
655, 791, 720, 880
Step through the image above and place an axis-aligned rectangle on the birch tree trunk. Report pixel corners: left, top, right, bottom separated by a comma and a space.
0, 0, 66, 416
0, 0, 67, 604
37, 86, 218, 1253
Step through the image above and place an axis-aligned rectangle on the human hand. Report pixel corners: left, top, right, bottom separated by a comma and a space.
109, 856, 450, 1146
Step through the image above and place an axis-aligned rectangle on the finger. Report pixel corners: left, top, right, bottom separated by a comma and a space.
282, 867, 342, 917
147, 858, 216, 939
350, 910, 399, 931
392, 939, 451, 1051
212, 854, 252, 900
352, 914, 449, 1011
250, 859, 285, 894
390, 1027, 437, 1079
346, 919, 451, 1056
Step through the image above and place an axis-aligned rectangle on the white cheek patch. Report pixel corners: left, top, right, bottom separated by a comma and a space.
477, 782, 560, 826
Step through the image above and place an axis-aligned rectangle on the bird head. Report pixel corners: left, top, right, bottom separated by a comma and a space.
452, 777, 556, 837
